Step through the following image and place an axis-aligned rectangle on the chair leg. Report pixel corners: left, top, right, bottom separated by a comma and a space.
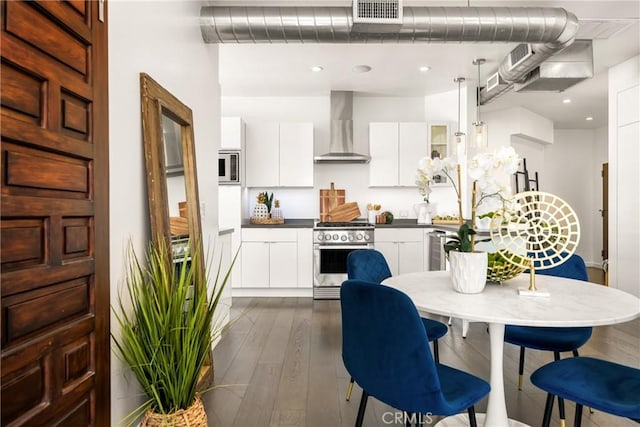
542, 393, 555, 427
346, 377, 355, 401
467, 406, 478, 427
355, 391, 369, 427
518, 346, 526, 390
448, 316, 452, 325
574, 404, 583, 427
433, 339, 440, 364
554, 352, 566, 427
462, 320, 469, 338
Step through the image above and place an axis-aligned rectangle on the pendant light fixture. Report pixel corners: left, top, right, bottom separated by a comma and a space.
453, 76, 466, 154
472, 58, 488, 149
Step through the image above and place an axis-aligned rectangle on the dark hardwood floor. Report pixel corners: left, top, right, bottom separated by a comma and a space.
204, 296, 640, 427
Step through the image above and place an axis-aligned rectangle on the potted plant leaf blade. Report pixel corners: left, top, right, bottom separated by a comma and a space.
112, 238, 235, 426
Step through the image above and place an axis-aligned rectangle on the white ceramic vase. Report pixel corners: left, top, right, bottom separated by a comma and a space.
449, 251, 488, 294
414, 202, 436, 224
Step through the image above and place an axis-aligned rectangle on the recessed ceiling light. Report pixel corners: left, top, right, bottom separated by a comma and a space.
585, 116, 594, 121
419, 66, 431, 72
310, 65, 324, 72
563, 98, 572, 104
352, 64, 372, 73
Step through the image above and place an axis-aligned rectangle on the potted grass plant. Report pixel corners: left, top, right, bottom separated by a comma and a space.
112, 238, 235, 426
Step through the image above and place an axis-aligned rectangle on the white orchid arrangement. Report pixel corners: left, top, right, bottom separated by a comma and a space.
415, 157, 457, 203
417, 146, 521, 252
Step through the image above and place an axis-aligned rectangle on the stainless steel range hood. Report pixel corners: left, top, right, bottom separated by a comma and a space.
315, 91, 371, 164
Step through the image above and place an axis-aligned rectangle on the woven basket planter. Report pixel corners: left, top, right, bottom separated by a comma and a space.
142, 395, 207, 427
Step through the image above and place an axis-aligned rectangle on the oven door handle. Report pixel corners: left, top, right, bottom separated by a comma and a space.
315, 245, 373, 250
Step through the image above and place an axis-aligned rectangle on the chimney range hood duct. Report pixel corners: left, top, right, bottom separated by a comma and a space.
315, 91, 370, 164
201, 5, 579, 104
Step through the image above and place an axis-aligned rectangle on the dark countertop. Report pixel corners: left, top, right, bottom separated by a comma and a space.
241, 218, 488, 235
375, 219, 490, 236
241, 218, 315, 228
375, 219, 456, 231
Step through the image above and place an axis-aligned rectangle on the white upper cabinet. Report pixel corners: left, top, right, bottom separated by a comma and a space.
245, 122, 314, 187
369, 122, 428, 187
279, 122, 314, 187
245, 122, 279, 187
427, 122, 452, 185
398, 122, 429, 186
369, 122, 399, 187
221, 117, 245, 149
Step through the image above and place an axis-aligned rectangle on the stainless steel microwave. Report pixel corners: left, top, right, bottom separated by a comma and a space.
218, 150, 241, 185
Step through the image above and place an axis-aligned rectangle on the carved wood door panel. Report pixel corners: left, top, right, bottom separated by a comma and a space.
1, 1, 110, 425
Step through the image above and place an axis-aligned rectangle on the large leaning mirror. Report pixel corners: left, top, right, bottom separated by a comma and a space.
140, 73, 210, 386
140, 73, 203, 258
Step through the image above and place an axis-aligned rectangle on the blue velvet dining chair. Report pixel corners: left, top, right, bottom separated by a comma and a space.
531, 356, 640, 426
340, 279, 490, 427
504, 253, 592, 426
344, 249, 449, 401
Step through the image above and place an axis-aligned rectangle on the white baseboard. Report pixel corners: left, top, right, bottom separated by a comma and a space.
586, 261, 603, 269
232, 288, 313, 298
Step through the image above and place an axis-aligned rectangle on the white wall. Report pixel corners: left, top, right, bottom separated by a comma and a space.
222, 94, 461, 220
545, 130, 601, 265
608, 55, 640, 296
109, 1, 221, 423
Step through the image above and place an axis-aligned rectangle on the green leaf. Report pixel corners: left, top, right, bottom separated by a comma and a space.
111, 238, 238, 422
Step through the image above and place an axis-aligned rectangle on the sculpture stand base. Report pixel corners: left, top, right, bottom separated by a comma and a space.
435, 413, 530, 427
518, 288, 550, 297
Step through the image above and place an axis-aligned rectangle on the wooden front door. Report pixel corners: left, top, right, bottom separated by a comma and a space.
1, 1, 110, 425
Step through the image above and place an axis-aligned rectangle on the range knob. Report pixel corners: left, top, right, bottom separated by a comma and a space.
356, 234, 363, 240
341, 235, 347, 241
348, 234, 354, 241
317, 234, 323, 241
363, 232, 370, 240
333, 234, 339, 241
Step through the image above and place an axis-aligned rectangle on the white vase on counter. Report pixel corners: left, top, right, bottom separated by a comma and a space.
414, 202, 436, 224
368, 210, 380, 224
449, 251, 488, 294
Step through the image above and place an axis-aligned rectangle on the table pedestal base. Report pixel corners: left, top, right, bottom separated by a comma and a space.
435, 413, 530, 427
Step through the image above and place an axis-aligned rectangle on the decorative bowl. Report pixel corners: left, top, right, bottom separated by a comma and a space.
486, 252, 525, 283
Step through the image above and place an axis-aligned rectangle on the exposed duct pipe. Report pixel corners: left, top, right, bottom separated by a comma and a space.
200, 6, 579, 103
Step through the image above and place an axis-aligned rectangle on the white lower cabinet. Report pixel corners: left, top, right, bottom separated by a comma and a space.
375, 228, 425, 276
240, 241, 270, 287
240, 228, 312, 288
297, 229, 313, 288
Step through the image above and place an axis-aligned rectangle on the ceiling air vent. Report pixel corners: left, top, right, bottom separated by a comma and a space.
353, 0, 402, 22
352, 0, 403, 33
508, 44, 535, 71
480, 71, 511, 104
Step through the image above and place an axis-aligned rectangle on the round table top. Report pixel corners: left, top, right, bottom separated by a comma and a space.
382, 271, 640, 327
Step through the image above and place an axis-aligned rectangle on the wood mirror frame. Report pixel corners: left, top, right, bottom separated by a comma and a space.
140, 73, 212, 387
140, 73, 203, 260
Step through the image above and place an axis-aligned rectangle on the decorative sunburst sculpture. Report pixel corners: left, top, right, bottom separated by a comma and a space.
490, 191, 581, 296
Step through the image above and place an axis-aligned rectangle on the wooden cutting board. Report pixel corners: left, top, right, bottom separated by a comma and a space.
319, 182, 346, 222
326, 202, 361, 222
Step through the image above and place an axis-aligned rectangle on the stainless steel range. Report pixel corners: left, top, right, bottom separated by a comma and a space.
313, 220, 375, 299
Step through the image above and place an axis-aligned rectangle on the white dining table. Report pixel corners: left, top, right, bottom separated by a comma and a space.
382, 271, 640, 427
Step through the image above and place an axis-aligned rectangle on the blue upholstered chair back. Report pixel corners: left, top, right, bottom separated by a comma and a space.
347, 249, 392, 283
340, 280, 451, 414
537, 253, 588, 282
